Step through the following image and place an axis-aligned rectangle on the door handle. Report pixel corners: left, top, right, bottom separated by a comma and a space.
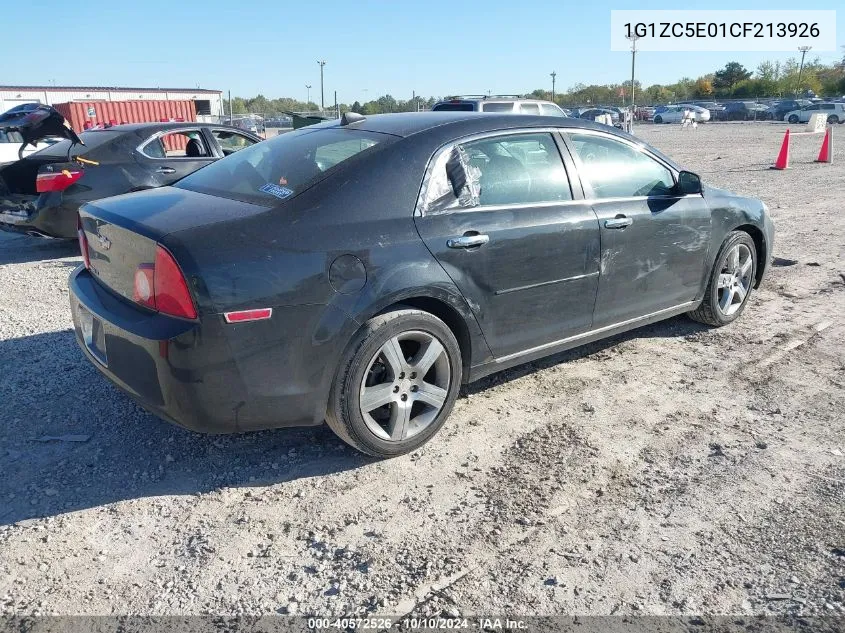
447, 233, 489, 249
155, 167, 176, 174
605, 216, 633, 229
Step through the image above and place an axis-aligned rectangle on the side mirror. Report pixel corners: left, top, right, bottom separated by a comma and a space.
677, 170, 702, 195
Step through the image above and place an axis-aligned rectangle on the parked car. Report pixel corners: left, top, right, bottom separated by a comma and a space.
577, 108, 621, 127
0, 129, 52, 164
783, 102, 845, 124
635, 106, 656, 121
764, 99, 811, 121
692, 101, 725, 119
432, 96, 568, 117
0, 118, 261, 238
718, 102, 768, 121
653, 105, 711, 124
70, 111, 773, 457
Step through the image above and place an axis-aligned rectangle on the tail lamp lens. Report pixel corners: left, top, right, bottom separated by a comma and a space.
37, 169, 83, 193
131, 246, 197, 320
77, 215, 90, 269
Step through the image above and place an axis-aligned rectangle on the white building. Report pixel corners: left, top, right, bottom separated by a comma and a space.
0, 85, 224, 120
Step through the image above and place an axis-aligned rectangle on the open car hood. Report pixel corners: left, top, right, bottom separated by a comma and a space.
0, 104, 83, 149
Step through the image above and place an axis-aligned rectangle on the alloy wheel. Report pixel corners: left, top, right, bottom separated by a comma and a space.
716, 243, 753, 317
359, 331, 451, 442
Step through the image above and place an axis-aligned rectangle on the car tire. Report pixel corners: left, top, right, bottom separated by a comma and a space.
828, 115, 840, 124
788, 115, 799, 124
326, 307, 462, 457
654, 115, 663, 124
688, 231, 757, 327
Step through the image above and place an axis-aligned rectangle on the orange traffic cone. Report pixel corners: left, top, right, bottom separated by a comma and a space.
815, 127, 833, 163
771, 129, 790, 170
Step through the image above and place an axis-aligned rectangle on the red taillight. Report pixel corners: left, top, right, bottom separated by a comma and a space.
132, 246, 197, 319
154, 246, 197, 319
37, 169, 83, 193
77, 215, 90, 269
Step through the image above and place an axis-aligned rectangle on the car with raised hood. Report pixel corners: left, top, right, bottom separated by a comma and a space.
0, 107, 261, 239
70, 111, 774, 457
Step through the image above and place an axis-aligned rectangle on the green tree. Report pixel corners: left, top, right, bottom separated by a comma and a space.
713, 62, 752, 95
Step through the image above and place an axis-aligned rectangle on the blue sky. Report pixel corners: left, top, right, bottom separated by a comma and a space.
4, 0, 843, 102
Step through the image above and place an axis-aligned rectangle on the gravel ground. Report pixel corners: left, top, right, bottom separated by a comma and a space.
0, 122, 843, 618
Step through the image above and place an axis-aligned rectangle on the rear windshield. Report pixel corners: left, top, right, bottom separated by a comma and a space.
432, 103, 475, 112
176, 127, 393, 206
32, 130, 122, 158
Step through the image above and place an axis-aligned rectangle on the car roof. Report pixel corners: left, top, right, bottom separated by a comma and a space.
306, 111, 621, 138
96, 122, 245, 133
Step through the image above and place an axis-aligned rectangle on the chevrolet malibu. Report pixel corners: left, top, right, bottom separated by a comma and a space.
70, 112, 774, 457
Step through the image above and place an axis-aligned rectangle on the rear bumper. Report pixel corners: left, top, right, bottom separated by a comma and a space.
0, 194, 78, 239
69, 266, 334, 434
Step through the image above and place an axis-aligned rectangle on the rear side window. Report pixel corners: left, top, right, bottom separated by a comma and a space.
519, 103, 540, 114
481, 102, 514, 113
432, 103, 475, 112
176, 127, 392, 206
141, 130, 210, 159
419, 132, 572, 213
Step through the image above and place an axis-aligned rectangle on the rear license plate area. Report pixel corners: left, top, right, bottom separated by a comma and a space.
78, 305, 108, 367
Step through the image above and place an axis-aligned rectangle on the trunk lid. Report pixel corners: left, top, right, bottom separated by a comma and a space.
79, 186, 269, 303
0, 104, 82, 157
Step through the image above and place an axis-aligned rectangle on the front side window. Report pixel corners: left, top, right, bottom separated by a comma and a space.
568, 133, 675, 199
176, 127, 393, 206
419, 132, 572, 213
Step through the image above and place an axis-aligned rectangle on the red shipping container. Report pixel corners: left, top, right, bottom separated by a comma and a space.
52, 100, 198, 152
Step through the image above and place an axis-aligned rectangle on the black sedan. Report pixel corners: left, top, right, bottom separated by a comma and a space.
0, 116, 261, 238
70, 112, 774, 457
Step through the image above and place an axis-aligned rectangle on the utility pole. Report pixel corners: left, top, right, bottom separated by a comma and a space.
796, 46, 811, 97
228, 89, 232, 123
317, 60, 326, 111
305, 84, 312, 108
550, 71, 556, 102
626, 34, 640, 133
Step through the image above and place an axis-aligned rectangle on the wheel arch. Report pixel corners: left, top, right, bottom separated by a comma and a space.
733, 223, 767, 288
373, 295, 478, 382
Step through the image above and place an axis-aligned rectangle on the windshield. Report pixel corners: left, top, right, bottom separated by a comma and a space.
32, 130, 122, 158
176, 127, 394, 206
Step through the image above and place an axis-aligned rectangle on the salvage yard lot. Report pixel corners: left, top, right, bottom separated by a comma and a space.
0, 122, 843, 617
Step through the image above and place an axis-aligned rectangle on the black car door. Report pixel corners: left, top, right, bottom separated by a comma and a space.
414, 130, 601, 359
562, 130, 711, 329
136, 128, 218, 186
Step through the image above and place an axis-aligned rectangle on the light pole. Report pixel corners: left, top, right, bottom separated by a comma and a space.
305, 84, 312, 108
317, 60, 326, 111
626, 34, 640, 133
796, 46, 811, 97
550, 71, 556, 102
